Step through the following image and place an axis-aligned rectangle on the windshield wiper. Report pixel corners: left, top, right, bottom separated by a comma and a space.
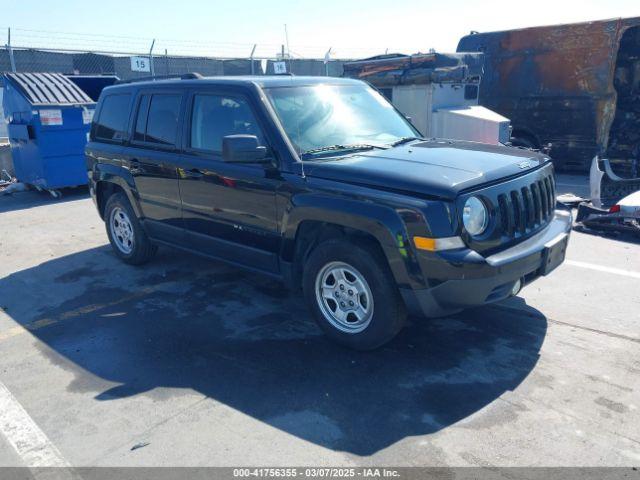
301, 143, 387, 158
390, 136, 424, 147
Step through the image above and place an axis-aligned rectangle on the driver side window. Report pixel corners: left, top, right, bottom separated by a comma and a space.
190, 94, 265, 153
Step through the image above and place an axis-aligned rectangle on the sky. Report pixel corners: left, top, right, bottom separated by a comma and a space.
1, 0, 639, 59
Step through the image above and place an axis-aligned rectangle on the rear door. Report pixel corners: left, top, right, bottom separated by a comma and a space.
88, 91, 133, 196
123, 90, 185, 243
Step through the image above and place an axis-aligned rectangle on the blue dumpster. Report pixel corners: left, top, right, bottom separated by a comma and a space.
2, 73, 101, 190
66, 75, 119, 102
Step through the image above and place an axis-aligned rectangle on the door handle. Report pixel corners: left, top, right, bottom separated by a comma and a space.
183, 168, 204, 179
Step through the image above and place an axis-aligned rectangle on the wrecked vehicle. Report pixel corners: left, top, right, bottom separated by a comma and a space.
343, 53, 510, 145
570, 156, 640, 237
457, 17, 640, 175
87, 75, 571, 350
590, 155, 640, 208
576, 189, 640, 236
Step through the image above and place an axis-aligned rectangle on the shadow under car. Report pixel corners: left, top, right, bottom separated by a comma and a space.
0, 245, 547, 455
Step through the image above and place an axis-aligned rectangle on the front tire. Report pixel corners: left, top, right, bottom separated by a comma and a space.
303, 238, 406, 350
104, 192, 157, 265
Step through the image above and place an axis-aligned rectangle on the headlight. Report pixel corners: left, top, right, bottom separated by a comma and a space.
463, 196, 489, 236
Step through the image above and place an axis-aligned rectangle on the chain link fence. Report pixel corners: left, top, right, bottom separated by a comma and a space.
0, 46, 348, 79
0, 44, 352, 140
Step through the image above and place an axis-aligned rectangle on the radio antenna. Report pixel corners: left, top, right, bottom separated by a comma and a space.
284, 24, 305, 178
284, 24, 292, 73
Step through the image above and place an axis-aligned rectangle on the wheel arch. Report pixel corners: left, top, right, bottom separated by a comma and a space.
96, 181, 126, 219
281, 195, 426, 291
93, 164, 142, 220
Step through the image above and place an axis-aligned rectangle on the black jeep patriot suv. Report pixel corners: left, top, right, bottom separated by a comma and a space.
86, 75, 571, 350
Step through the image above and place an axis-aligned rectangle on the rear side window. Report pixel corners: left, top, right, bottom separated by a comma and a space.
190, 94, 264, 152
133, 93, 182, 147
94, 94, 131, 141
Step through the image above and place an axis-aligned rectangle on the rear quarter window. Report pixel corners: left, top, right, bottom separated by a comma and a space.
93, 94, 132, 142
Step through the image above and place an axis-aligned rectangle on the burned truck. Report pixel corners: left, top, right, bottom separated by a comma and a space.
343, 53, 510, 145
457, 17, 640, 182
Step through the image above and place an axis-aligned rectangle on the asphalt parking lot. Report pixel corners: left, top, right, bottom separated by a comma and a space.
0, 177, 639, 467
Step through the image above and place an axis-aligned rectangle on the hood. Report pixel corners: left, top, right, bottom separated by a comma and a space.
304, 140, 550, 199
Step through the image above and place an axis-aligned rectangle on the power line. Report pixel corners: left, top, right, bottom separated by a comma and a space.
1, 26, 419, 59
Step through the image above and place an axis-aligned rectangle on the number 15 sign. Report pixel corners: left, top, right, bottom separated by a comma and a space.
131, 56, 151, 73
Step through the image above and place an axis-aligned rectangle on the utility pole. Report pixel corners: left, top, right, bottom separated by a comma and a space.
324, 47, 332, 76
149, 39, 156, 78
250, 44, 257, 75
7, 28, 16, 72
284, 24, 292, 73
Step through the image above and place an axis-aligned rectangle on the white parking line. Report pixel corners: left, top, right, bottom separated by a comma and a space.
566, 260, 640, 280
0, 381, 70, 467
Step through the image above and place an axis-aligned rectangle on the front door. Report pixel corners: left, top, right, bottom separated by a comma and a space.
177, 90, 282, 273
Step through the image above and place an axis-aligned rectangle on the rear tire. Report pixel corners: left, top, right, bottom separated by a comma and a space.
104, 192, 157, 265
302, 238, 406, 350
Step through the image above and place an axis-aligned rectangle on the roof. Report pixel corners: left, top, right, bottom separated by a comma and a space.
3, 72, 94, 106
104, 75, 364, 93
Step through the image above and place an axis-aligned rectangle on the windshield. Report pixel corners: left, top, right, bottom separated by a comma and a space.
264, 84, 419, 158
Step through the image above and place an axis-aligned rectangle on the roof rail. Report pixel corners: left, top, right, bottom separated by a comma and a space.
115, 72, 203, 85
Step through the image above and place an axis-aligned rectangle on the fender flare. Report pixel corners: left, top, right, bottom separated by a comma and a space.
93, 164, 143, 219
281, 193, 426, 290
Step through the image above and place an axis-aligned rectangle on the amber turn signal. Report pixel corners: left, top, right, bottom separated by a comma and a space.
413, 236, 437, 251
413, 236, 465, 252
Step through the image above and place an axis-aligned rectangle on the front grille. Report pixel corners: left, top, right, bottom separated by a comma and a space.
497, 174, 556, 238
459, 164, 557, 254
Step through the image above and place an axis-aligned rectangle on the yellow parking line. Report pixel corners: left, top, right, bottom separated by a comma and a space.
0, 285, 161, 342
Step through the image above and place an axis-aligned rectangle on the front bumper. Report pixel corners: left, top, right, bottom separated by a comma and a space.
400, 210, 572, 317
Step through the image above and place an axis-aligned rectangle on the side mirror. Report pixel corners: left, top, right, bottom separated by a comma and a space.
222, 135, 268, 163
